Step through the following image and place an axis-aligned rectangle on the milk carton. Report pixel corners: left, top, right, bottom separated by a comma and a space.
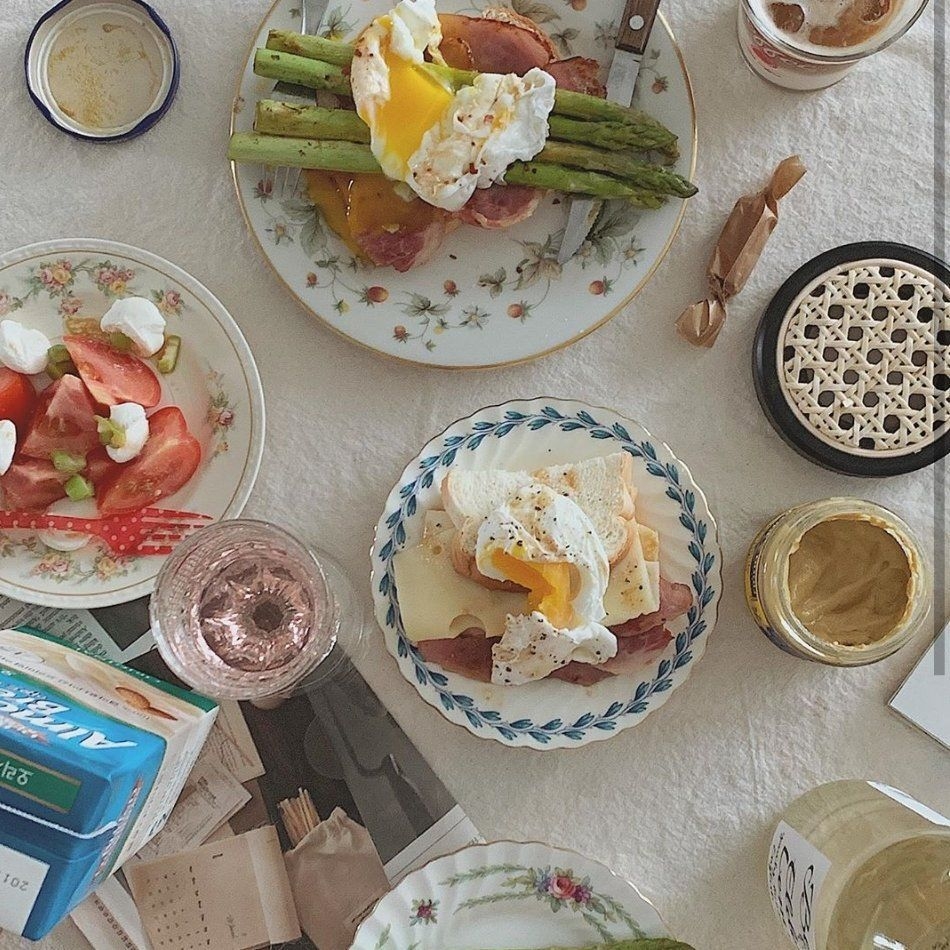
0, 627, 217, 940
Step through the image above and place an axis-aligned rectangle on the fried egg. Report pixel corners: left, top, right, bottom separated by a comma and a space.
350, 0, 555, 212
475, 484, 617, 685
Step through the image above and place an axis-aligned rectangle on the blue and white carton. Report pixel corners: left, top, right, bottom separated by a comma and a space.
0, 627, 217, 940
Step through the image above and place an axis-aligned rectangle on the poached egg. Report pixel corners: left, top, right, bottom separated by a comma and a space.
475, 484, 617, 685
350, 0, 555, 212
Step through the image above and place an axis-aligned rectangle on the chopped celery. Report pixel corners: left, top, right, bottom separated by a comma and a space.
47, 344, 70, 364
47, 359, 78, 380
51, 451, 86, 474
109, 331, 134, 352
156, 335, 181, 374
96, 416, 126, 449
65, 475, 94, 502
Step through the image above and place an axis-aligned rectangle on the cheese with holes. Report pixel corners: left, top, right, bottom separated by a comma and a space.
393, 528, 526, 641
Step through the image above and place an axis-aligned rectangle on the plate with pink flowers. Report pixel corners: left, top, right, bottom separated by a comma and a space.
352, 840, 674, 948
0, 239, 264, 608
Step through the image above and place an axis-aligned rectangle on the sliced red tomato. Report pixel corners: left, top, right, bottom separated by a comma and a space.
0, 369, 37, 431
97, 407, 201, 515
1, 458, 69, 510
84, 447, 120, 486
63, 336, 161, 408
19, 375, 100, 460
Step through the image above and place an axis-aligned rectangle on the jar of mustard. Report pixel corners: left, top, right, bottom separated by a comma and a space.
745, 498, 931, 666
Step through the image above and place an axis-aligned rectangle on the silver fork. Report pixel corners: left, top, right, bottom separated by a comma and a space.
267, 0, 329, 198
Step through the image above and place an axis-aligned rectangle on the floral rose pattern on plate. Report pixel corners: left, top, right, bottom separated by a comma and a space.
409, 899, 438, 926
0, 535, 132, 585
233, 0, 694, 365
439, 864, 645, 941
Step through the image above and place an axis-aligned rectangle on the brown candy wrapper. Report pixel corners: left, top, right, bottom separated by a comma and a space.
677, 155, 807, 347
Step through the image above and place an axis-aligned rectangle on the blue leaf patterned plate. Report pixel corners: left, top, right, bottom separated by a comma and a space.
0, 240, 264, 608
231, 0, 696, 368
352, 840, 670, 948
370, 398, 721, 749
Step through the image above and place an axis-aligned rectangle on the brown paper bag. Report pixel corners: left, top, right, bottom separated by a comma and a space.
677, 155, 806, 347
284, 808, 390, 950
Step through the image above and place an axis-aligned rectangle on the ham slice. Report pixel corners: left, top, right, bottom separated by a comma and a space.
416, 616, 675, 687
417, 630, 497, 683
613, 578, 693, 638
455, 185, 543, 230
544, 57, 606, 96
438, 12, 553, 72
353, 215, 455, 273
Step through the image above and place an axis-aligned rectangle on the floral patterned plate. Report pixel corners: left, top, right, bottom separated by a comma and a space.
353, 840, 670, 947
370, 398, 721, 750
0, 240, 265, 608
231, 0, 696, 368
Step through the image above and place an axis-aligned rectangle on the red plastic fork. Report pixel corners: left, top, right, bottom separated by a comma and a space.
0, 507, 213, 557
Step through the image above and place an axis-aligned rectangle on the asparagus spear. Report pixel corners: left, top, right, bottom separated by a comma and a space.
228, 132, 668, 207
254, 42, 679, 156
255, 100, 370, 142
253, 49, 351, 97
228, 133, 381, 174
548, 114, 675, 155
267, 28, 355, 66
253, 100, 693, 197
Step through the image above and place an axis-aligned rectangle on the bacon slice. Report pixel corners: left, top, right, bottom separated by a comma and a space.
456, 185, 542, 230
613, 578, 693, 638
598, 625, 673, 676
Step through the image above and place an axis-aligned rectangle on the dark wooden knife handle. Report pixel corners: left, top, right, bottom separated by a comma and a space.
615, 0, 661, 54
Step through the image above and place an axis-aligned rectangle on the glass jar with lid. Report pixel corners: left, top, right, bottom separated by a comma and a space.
745, 497, 931, 666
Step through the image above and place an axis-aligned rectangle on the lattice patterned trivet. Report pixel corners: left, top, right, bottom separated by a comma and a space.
754, 243, 950, 476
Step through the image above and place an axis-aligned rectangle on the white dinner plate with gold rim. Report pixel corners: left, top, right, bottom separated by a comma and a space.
370, 398, 721, 750
353, 840, 671, 947
0, 240, 264, 608
231, 0, 696, 368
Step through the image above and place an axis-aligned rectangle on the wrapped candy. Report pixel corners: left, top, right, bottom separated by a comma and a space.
677, 155, 807, 347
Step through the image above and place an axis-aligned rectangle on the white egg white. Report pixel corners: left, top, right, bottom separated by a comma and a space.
408, 68, 555, 212
475, 484, 618, 684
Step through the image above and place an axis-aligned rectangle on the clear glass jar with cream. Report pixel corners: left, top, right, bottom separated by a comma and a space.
745, 498, 931, 665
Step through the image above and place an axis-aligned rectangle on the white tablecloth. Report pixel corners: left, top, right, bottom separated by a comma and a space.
2, 1, 947, 946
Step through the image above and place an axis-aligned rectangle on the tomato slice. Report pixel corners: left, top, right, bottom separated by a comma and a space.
97, 407, 201, 515
84, 447, 120, 487
1, 458, 69, 510
64, 336, 161, 408
19, 375, 100, 460
0, 369, 37, 431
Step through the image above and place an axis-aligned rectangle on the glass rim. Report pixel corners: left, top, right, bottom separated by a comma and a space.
740, 0, 931, 65
149, 519, 338, 700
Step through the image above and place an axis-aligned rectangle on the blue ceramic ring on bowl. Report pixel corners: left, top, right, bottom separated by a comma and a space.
25, 0, 179, 142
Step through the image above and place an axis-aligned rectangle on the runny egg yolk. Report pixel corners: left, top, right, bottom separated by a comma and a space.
371, 28, 453, 174
491, 550, 574, 629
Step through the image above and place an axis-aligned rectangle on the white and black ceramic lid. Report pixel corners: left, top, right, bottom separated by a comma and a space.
754, 242, 950, 476
25, 0, 179, 142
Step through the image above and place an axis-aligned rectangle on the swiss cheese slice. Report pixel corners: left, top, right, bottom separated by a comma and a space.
393, 528, 526, 642
603, 524, 661, 625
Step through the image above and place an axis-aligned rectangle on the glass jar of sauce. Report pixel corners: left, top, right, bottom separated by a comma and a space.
745, 498, 931, 665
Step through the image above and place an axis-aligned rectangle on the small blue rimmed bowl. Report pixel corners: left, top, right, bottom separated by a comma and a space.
25, 0, 179, 142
